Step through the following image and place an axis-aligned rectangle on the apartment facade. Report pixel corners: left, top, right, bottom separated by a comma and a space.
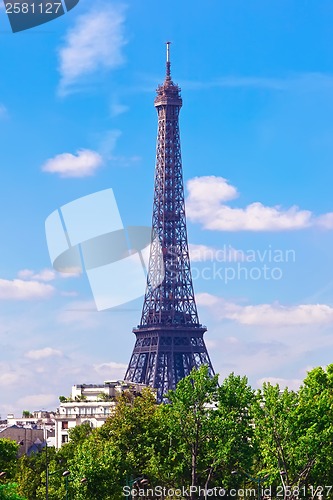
54, 380, 148, 449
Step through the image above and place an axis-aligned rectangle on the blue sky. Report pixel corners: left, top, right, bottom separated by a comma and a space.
1, 0, 333, 416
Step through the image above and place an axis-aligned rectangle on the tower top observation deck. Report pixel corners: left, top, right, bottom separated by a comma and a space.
155, 42, 182, 108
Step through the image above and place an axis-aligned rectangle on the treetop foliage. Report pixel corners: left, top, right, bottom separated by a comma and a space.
1, 364, 333, 499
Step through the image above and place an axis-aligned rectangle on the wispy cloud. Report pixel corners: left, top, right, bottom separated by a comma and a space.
98, 129, 122, 159
197, 293, 333, 327
97, 129, 141, 166
110, 101, 129, 117
18, 269, 56, 282
0, 371, 20, 387
316, 213, 333, 229
0, 278, 54, 300
93, 361, 127, 379
41, 129, 130, 178
186, 176, 333, 231
42, 149, 103, 178
17, 393, 57, 410
25, 348, 63, 361
181, 76, 287, 91
57, 300, 101, 329
256, 376, 303, 391
58, 3, 127, 95
18, 268, 80, 284
181, 72, 333, 92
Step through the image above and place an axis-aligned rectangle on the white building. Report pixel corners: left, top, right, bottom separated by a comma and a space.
54, 380, 148, 449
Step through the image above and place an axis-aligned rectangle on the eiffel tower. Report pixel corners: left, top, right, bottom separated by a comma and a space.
125, 43, 214, 402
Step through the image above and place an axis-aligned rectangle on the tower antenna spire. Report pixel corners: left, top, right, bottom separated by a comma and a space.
166, 41, 171, 79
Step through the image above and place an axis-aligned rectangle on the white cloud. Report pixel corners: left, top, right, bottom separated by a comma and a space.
204, 339, 219, 349
135, 72, 333, 96
197, 292, 221, 308
232, 303, 333, 326
93, 361, 128, 379
17, 394, 57, 410
207, 203, 312, 231
42, 149, 103, 178
25, 348, 63, 361
0, 372, 20, 387
32, 269, 56, 281
57, 300, 100, 329
18, 269, 80, 285
61, 291, 79, 297
18, 269, 56, 282
98, 129, 122, 159
58, 3, 127, 94
207, 329, 333, 387
317, 212, 333, 229
181, 76, 287, 91
182, 73, 333, 93
0, 279, 54, 300
110, 102, 129, 117
97, 129, 141, 167
111, 155, 141, 168
256, 376, 303, 391
186, 176, 331, 231
188, 175, 238, 208
197, 293, 333, 327
58, 268, 82, 278
0, 300, 134, 417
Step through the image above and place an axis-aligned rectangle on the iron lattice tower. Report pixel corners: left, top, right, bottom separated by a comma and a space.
125, 44, 214, 401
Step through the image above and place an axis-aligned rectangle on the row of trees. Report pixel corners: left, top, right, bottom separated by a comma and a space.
1, 364, 333, 499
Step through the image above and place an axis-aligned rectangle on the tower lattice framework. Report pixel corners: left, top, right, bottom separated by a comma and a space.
125, 44, 214, 401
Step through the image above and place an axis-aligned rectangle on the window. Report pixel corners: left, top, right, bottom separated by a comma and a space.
62, 421, 68, 430
62, 435, 69, 444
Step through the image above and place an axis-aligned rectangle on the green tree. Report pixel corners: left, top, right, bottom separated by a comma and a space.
74, 395, 86, 402
69, 432, 120, 500
164, 368, 256, 498
17, 441, 81, 500
210, 373, 257, 489
65, 421, 93, 457
69, 388, 163, 500
297, 365, 333, 485
0, 439, 19, 481
16, 447, 54, 500
164, 365, 219, 499
0, 483, 27, 500
97, 393, 112, 402
253, 382, 320, 497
